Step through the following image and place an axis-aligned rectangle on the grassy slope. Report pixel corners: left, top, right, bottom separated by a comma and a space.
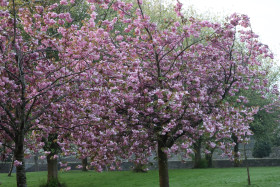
0, 167, 279, 187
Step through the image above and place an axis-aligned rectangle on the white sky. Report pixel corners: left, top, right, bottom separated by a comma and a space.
181, 0, 280, 61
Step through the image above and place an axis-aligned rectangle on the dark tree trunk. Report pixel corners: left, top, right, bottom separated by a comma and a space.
233, 142, 240, 167
193, 138, 202, 168
232, 135, 240, 167
34, 154, 39, 172
205, 152, 213, 168
244, 144, 251, 185
158, 138, 169, 187
47, 155, 58, 182
82, 157, 88, 172
8, 154, 15, 177
43, 133, 61, 185
14, 133, 27, 187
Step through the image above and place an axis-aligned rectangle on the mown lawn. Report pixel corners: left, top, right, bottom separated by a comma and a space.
0, 167, 279, 187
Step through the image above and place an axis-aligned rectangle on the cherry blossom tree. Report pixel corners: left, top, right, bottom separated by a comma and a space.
0, 0, 98, 186
0, 1, 276, 187
78, 1, 274, 187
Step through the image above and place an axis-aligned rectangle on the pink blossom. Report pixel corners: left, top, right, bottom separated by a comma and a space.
116, 35, 123, 41
14, 160, 22, 167
59, 162, 68, 167
44, 151, 51, 155
60, 0, 68, 5
0, 0, 8, 6
53, 155, 59, 159
91, 12, 97, 19
209, 142, 216, 149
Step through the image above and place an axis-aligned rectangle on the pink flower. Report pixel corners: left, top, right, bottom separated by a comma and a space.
49, 3, 58, 10
0, 0, 8, 6
77, 165, 83, 169
89, 19, 95, 28
209, 142, 216, 149
90, 5, 96, 11
205, 150, 211, 154
14, 160, 22, 167
116, 35, 123, 41
53, 155, 59, 159
60, 0, 68, 5
91, 12, 97, 19
59, 162, 68, 167
50, 12, 58, 18
58, 19, 65, 25
44, 151, 51, 155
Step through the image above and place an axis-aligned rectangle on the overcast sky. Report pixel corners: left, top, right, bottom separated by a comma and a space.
181, 0, 280, 61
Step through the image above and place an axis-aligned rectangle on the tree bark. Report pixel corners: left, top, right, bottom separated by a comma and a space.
232, 135, 240, 167
158, 138, 169, 187
14, 133, 27, 187
42, 133, 60, 185
233, 142, 240, 167
244, 144, 251, 185
82, 157, 88, 172
193, 138, 202, 168
47, 155, 58, 182
8, 154, 15, 177
34, 153, 39, 172
205, 152, 213, 168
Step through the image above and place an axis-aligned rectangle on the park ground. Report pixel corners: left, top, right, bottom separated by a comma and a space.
0, 167, 279, 186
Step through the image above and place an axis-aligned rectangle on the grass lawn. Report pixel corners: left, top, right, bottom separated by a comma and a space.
0, 167, 279, 187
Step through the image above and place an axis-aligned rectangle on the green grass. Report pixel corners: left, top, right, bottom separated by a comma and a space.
0, 167, 279, 187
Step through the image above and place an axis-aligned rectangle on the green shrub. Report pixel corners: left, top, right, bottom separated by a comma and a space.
194, 158, 209, 168
132, 164, 148, 173
252, 140, 272, 158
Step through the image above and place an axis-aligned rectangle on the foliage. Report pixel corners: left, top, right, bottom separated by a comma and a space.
252, 139, 272, 158
0, 0, 278, 186
193, 158, 208, 169
132, 163, 148, 173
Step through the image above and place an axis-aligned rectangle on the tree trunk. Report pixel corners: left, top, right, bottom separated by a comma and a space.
14, 134, 27, 187
232, 135, 240, 167
82, 157, 88, 172
42, 133, 61, 185
47, 155, 58, 182
244, 144, 251, 185
158, 138, 169, 187
34, 153, 39, 172
233, 142, 240, 167
8, 154, 15, 177
205, 152, 213, 168
193, 139, 202, 168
